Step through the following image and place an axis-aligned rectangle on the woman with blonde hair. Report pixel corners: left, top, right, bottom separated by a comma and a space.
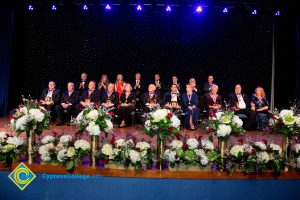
115, 74, 126, 98
250, 86, 269, 130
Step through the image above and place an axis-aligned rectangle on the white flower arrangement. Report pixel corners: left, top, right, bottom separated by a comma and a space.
169, 140, 183, 150
101, 144, 115, 159
114, 139, 126, 148
269, 143, 282, 154
216, 124, 232, 137
257, 151, 270, 163
186, 138, 199, 150
254, 142, 267, 150
201, 139, 215, 151
230, 145, 244, 157
74, 139, 90, 151
59, 135, 73, 145
129, 150, 142, 163
41, 135, 56, 144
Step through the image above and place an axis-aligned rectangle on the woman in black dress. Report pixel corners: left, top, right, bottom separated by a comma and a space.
118, 83, 136, 127
250, 86, 269, 130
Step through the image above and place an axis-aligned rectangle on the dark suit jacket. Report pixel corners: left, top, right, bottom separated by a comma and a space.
60, 90, 79, 105
167, 83, 182, 94
203, 82, 216, 95
131, 80, 145, 97
76, 80, 89, 93
154, 81, 165, 95
120, 92, 136, 105
205, 94, 222, 110
162, 92, 182, 106
101, 91, 119, 107
80, 89, 100, 103
40, 88, 61, 105
142, 92, 161, 106
228, 93, 250, 109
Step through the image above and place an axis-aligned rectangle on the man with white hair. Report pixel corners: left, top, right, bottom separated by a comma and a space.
142, 84, 161, 112
40, 81, 61, 120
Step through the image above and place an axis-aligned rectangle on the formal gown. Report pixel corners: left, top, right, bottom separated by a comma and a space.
118, 92, 136, 125
182, 92, 199, 129
116, 82, 125, 98
251, 95, 270, 130
205, 93, 222, 117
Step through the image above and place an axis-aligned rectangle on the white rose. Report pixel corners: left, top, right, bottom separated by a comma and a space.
186, 138, 199, 150
216, 124, 232, 137
279, 110, 294, 118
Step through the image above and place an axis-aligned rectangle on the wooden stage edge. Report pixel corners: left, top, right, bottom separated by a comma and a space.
1, 163, 300, 180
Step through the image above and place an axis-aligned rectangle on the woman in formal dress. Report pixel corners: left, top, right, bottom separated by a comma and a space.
250, 86, 269, 130
115, 74, 126, 98
118, 83, 136, 127
182, 84, 199, 130
205, 84, 222, 117
98, 74, 109, 95
189, 78, 200, 95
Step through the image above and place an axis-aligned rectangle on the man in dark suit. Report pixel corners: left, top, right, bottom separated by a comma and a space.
143, 84, 161, 112
75, 81, 100, 114
76, 72, 88, 96
154, 74, 165, 97
203, 75, 216, 95
131, 72, 145, 109
40, 81, 61, 120
228, 84, 256, 130
167, 75, 182, 94
163, 84, 182, 110
55, 82, 79, 125
101, 83, 119, 113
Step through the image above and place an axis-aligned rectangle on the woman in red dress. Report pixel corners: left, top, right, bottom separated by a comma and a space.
115, 74, 126, 98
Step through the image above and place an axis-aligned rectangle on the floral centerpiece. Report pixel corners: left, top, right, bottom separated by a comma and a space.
269, 108, 300, 171
99, 137, 154, 170
206, 110, 245, 158
143, 108, 181, 169
75, 107, 113, 166
225, 140, 284, 175
164, 137, 219, 170
0, 131, 25, 168
9, 96, 50, 164
39, 135, 90, 171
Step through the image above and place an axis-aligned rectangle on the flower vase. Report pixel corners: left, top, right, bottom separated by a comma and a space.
282, 136, 292, 172
156, 138, 166, 170
90, 135, 99, 167
26, 130, 35, 165
218, 137, 228, 159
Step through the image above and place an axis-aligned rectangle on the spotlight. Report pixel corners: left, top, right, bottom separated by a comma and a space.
28, 5, 33, 11
51, 5, 57, 11
166, 5, 171, 12
105, 4, 111, 10
251, 9, 257, 15
275, 11, 280, 16
136, 4, 142, 11
196, 6, 202, 13
222, 8, 228, 13
83, 4, 88, 10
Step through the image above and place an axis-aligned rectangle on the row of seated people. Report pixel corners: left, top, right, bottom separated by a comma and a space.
40, 79, 270, 131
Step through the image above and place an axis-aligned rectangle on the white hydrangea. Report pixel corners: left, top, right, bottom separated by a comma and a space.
257, 151, 270, 163
200, 155, 209, 166
129, 150, 141, 163
101, 144, 114, 159
86, 121, 101, 136
0, 131, 7, 142
216, 124, 232, 137
169, 140, 183, 150
151, 109, 169, 122
194, 149, 206, 157
57, 149, 67, 162
40, 154, 51, 162
186, 138, 199, 150
201, 139, 214, 150
86, 110, 99, 121
41, 135, 56, 144
136, 141, 150, 151
74, 139, 90, 151
15, 115, 30, 130
164, 149, 178, 163
294, 144, 300, 154
279, 110, 294, 118
233, 116, 243, 128
114, 139, 126, 148
66, 147, 76, 158
269, 143, 282, 154
242, 144, 254, 153
39, 143, 55, 162
104, 119, 113, 133
6, 136, 24, 147
29, 109, 45, 122
254, 142, 267, 150
59, 135, 73, 144
170, 116, 181, 128
230, 145, 244, 157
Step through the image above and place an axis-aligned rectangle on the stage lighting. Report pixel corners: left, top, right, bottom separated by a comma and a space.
105, 4, 111, 10
166, 5, 171, 12
51, 5, 57, 11
136, 4, 142, 11
223, 8, 228, 13
251, 9, 257, 15
83, 4, 88, 10
275, 11, 280, 16
196, 6, 202, 13
28, 5, 33, 11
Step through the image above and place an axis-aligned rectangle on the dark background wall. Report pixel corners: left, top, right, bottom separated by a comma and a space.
2, 0, 299, 115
